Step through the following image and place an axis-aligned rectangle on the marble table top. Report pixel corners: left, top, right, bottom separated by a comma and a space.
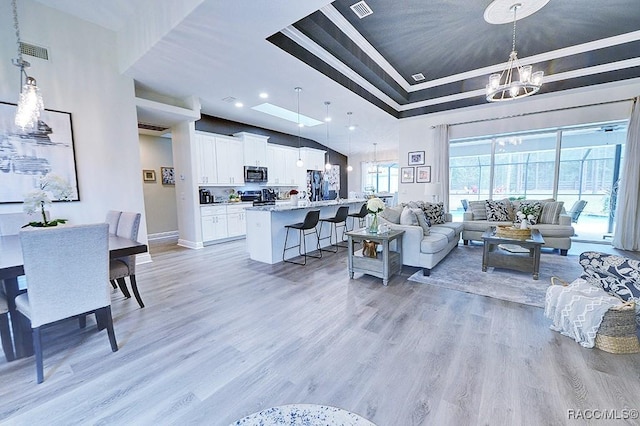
231, 404, 376, 426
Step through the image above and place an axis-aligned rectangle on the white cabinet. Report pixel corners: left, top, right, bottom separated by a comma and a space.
215, 136, 244, 184
226, 204, 246, 237
267, 145, 287, 185
301, 147, 326, 171
195, 133, 217, 184
235, 132, 268, 166
282, 147, 299, 186
201, 205, 228, 241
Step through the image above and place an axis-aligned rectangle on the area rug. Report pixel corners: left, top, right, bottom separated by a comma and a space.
231, 404, 376, 426
407, 245, 584, 308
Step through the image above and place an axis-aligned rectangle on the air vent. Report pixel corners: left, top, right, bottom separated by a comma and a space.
350, 1, 373, 19
138, 122, 169, 132
20, 42, 48, 60
412, 73, 426, 82
221, 96, 237, 103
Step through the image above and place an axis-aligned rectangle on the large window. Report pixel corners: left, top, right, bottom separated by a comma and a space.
450, 122, 627, 241
362, 162, 398, 194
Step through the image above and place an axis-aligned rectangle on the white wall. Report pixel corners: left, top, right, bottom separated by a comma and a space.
0, 0, 148, 250
139, 134, 178, 235
397, 79, 640, 203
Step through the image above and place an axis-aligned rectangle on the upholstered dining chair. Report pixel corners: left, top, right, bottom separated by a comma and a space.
0, 292, 14, 362
110, 212, 144, 308
16, 223, 118, 383
105, 210, 122, 235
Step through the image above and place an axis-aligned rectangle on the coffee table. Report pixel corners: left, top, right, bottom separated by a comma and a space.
481, 227, 545, 280
346, 228, 404, 286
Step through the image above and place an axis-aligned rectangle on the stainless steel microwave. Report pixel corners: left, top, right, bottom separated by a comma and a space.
244, 166, 268, 183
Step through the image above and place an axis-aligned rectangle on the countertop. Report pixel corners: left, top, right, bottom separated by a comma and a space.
245, 198, 367, 212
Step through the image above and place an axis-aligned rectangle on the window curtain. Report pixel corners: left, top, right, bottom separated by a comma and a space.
612, 97, 640, 251
434, 124, 450, 210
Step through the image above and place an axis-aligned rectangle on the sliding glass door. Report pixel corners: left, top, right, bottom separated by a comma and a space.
449, 121, 627, 241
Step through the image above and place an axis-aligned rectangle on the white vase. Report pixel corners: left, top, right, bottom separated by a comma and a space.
290, 194, 298, 206
520, 219, 529, 229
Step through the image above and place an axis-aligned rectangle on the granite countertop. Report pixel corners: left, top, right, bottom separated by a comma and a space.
245, 198, 367, 212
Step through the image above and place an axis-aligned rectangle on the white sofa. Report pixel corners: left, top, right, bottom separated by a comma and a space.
379, 207, 463, 276
461, 199, 575, 255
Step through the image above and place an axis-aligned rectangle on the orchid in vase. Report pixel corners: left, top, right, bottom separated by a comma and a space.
23, 173, 73, 227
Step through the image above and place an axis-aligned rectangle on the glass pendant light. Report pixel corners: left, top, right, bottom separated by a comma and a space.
346, 112, 353, 172
324, 101, 332, 171
295, 87, 303, 167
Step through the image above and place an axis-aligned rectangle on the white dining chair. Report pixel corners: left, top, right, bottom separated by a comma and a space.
0, 292, 14, 362
110, 212, 144, 308
16, 223, 118, 383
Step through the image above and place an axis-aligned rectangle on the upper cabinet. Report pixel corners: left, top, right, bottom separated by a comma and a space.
235, 132, 269, 166
215, 136, 244, 185
301, 147, 326, 172
195, 132, 217, 185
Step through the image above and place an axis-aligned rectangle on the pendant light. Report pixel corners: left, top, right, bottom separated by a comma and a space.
346, 112, 353, 172
368, 143, 380, 174
295, 87, 304, 168
324, 101, 332, 171
12, 0, 44, 132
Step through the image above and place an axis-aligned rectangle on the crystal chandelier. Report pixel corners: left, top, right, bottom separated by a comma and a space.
486, 3, 543, 102
12, 0, 44, 131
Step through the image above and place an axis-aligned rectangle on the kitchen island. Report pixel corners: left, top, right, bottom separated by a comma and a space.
245, 199, 367, 264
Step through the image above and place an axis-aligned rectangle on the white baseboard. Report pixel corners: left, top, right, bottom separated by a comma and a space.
147, 231, 179, 243
178, 239, 204, 249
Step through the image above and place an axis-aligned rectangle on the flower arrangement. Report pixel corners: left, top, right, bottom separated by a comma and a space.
366, 197, 385, 214
516, 204, 538, 225
23, 173, 72, 227
289, 189, 299, 195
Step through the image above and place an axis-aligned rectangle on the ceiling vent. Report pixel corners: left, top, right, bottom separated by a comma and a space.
412, 73, 426, 82
20, 42, 48, 60
221, 96, 237, 103
138, 122, 169, 132
350, 1, 373, 19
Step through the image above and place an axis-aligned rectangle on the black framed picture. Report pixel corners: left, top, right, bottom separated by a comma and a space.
416, 166, 432, 183
408, 151, 425, 165
401, 167, 415, 183
0, 102, 79, 203
161, 166, 175, 185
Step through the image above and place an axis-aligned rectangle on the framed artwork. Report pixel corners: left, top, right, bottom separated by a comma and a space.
0, 102, 80, 203
416, 166, 432, 183
408, 151, 425, 166
161, 166, 175, 185
143, 169, 156, 182
400, 167, 415, 183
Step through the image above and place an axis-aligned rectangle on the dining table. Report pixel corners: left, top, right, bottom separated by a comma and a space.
0, 233, 148, 360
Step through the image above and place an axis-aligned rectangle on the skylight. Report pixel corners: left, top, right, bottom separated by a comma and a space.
251, 103, 323, 127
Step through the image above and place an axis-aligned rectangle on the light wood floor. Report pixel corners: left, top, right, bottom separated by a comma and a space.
1, 239, 639, 425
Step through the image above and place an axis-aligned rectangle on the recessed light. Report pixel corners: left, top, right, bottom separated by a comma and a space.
235, 102, 243, 108
259, 92, 268, 99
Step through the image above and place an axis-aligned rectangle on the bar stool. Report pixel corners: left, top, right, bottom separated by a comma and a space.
347, 203, 368, 231
283, 210, 322, 265
319, 206, 349, 253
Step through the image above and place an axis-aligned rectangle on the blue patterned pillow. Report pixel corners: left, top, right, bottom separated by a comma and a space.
579, 251, 640, 323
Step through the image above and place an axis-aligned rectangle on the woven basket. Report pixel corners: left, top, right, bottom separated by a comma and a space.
550, 277, 640, 354
495, 226, 531, 240
595, 301, 640, 354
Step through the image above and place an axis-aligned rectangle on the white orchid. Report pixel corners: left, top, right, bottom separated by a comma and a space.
23, 173, 72, 227
367, 197, 385, 214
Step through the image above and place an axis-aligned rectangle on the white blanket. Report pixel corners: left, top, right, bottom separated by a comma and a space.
544, 278, 622, 348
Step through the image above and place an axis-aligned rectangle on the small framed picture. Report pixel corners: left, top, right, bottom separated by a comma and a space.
416, 166, 432, 183
143, 169, 156, 182
161, 166, 175, 185
401, 167, 415, 183
408, 151, 425, 165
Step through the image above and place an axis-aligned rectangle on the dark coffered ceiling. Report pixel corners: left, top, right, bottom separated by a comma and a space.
268, 0, 640, 118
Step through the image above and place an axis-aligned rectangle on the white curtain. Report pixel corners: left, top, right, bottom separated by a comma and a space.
612, 97, 640, 251
434, 124, 450, 210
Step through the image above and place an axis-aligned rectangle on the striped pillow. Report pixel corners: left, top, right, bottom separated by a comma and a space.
468, 200, 487, 220
539, 201, 564, 224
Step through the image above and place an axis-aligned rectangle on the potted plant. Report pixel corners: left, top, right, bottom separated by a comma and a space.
22, 173, 72, 227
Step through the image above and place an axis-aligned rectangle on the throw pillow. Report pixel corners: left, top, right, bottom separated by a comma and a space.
423, 202, 446, 225
468, 200, 487, 220
514, 201, 543, 224
539, 201, 564, 224
406, 200, 425, 210
485, 199, 510, 221
411, 208, 431, 236
400, 206, 419, 226
379, 205, 404, 224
